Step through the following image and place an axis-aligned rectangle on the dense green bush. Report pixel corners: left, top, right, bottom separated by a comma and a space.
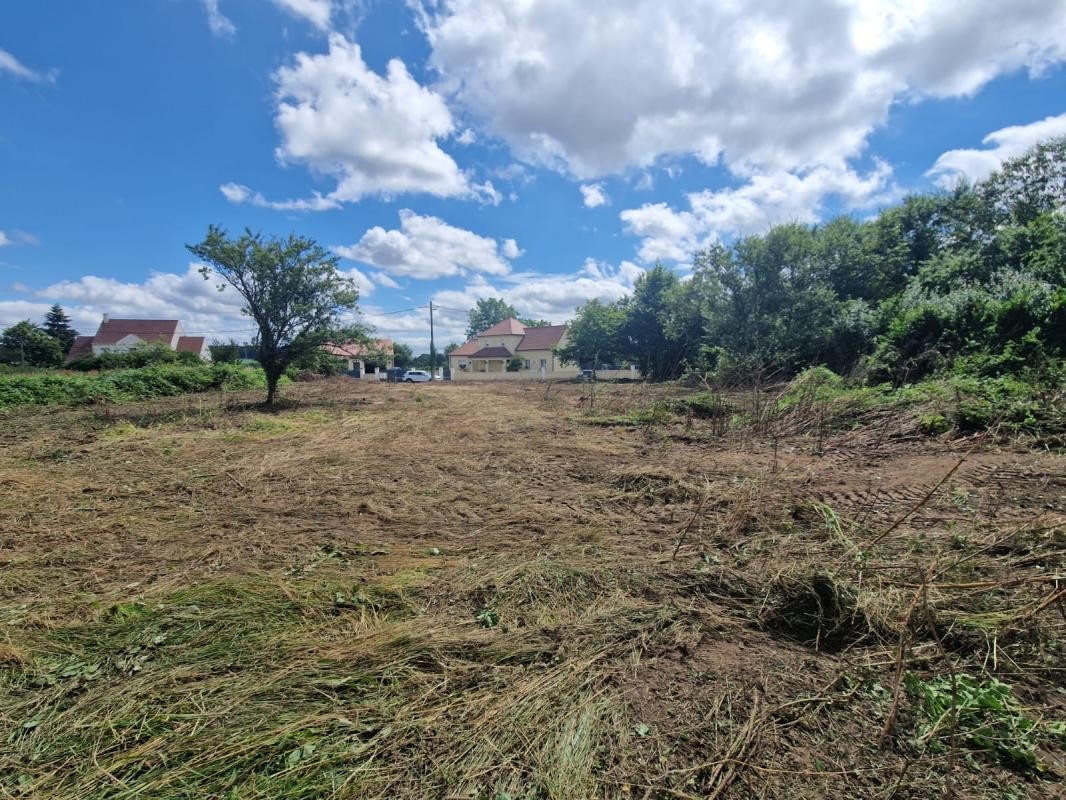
562, 136, 1066, 394
0, 364, 268, 409
284, 349, 348, 379
66, 342, 203, 371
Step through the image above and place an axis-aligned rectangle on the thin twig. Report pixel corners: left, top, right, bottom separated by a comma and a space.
671, 490, 709, 560
880, 562, 935, 748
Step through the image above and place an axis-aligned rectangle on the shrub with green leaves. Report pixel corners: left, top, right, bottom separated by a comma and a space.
0, 364, 268, 409
905, 673, 1063, 769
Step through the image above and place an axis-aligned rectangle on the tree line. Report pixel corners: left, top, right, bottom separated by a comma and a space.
559, 137, 1065, 385
0, 305, 79, 367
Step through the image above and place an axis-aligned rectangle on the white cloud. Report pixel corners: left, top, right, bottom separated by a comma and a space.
371, 271, 401, 290
273, 0, 333, 30
456, 128, 476, 145
431, 259, 644, 328
421, 0, 1066, 178
0, 264, 258, 339
342, 267, 375, 296
335, 210, 519, 280
926, 112, 1066, 187
255, 34, 477, 205
620, 203, 705, 263
219, 182, 340, 211
634, 172, 654, 191
580, 183, 608, 208
621, 160, 896, 262
0, 229, 39, 248
471, 179, 503, 205
0, 48, 56, 84
687, 160, 896, 235
0, 300, 101, 333
202, 0, 236, 38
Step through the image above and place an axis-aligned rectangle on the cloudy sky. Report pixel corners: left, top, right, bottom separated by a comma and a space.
2, 0, 1065, 350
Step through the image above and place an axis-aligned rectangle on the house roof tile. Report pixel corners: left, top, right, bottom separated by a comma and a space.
94, 318, 180, 345
448, 339, 481, 357
175, 336, 206, 353
478, 317, 526, 336
321, 339, 394, 358
65, 335, 94, 363
470, 346, 514, 358
516, 324, 567, 351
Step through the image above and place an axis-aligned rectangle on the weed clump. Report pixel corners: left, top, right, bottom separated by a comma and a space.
758, 572, 871, 649
905, 673, 1064, 769
673, 392, 735, 419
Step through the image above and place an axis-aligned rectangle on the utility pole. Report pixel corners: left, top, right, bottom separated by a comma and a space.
428, 301, 437, 380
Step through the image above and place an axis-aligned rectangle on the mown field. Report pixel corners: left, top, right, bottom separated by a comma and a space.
1, 378, 1063, 799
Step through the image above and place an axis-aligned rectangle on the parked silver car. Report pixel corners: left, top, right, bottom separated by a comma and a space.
401, 369, 433, 382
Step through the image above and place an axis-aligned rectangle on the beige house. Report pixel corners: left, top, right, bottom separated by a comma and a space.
448, 318, 580, 380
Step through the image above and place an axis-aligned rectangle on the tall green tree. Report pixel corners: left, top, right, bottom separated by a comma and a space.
0, 321, 64, 367
619, 265, 694, 380
187, 225, 362, 405
392, 342, 414, 368
556, 299, 625, 368
466, 297, 519, 339
208, 339, 241, 363
42, 304, 79, 353
982, 135, 1066, 225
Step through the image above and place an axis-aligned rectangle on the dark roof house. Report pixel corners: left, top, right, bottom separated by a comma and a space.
65, 314, 210, 363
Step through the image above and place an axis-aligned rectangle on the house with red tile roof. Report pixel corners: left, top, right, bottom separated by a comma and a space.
320, 339, 394, 377
448, 318, 579, 380
65, 315, 210, 363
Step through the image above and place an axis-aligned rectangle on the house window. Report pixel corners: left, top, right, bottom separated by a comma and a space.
539, 358, 547, 368
524, 360, 530, 369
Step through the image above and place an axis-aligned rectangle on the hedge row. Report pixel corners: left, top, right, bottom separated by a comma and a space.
0, 364, 267, 409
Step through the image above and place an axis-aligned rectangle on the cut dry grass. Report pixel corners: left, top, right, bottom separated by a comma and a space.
1, 378, 1063, 798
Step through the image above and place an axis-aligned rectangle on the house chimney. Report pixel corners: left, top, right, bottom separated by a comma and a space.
101, 313, 110, 323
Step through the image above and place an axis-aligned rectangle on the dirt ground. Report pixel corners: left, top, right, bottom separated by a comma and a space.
1, 379, 1063, 799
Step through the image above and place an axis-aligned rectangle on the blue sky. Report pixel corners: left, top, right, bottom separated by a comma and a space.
2, 0, 1065, 349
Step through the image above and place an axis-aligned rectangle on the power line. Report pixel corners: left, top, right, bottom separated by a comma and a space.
429, 305, 470, 314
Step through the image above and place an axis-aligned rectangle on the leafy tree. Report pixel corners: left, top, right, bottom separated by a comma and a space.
557, 299, 625, 368
289, 348, 348, 377
209, 340, 241, 363
506, 355, 525, 372
619, 264, 695, 380
412, 352, 446, 370
42, 304, 79, 353
361, 340, 395, 371
393, 342, 414, 368
982, 135, 1066, 225
466, 297, 519, 339
187, 225, 362, 405
0, 321, 64, 367
520, 317, 551, 328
